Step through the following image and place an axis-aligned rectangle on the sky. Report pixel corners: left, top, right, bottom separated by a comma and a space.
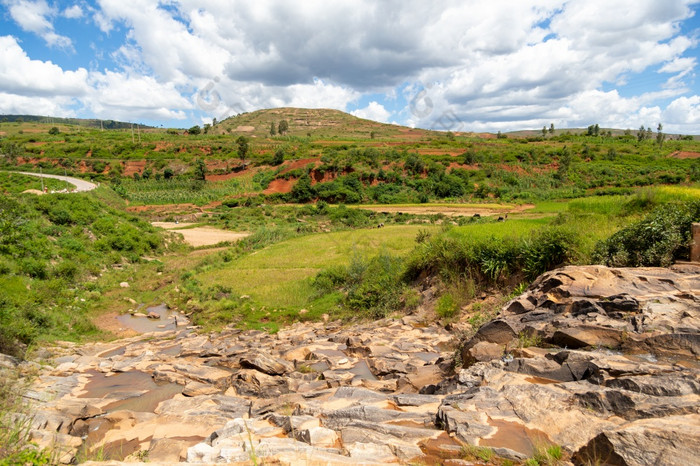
0, 1, 699, 133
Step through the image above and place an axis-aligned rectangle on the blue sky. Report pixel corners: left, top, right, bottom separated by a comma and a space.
1, 0, 699, 133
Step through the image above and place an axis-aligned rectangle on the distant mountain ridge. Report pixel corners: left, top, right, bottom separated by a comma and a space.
0, 114, 152, 130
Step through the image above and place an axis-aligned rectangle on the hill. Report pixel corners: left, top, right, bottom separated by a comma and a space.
216, 107, 436, 140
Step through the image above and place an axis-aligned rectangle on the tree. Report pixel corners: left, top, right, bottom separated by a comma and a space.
542, 126, 547, 137
212, 117, 217, 126
278, 120, 289, 135
556, 146, 573, 181
188, 125, 201, 135
549, 123, 555, 134
48, 126, 60, 135
270, 122, 277, 136
637, 125, 647, 142
272, 147, 285, 165
203, 123, 211, 134
656, 123, 665, 147
194, 159, 207, 181
291, 174, 315, 202
236, 136, 249, 160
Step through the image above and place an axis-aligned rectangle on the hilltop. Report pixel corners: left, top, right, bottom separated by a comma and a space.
215, 107, 438, 140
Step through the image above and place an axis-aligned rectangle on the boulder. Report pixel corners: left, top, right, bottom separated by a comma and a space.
573, 415, 700, 466
240, 352, 293, 375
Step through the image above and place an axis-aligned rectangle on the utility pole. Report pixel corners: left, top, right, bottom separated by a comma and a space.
137, 124, 141, 143
40, 166, 44, 192
131, 124, 135, 143
100, 120, 104, 131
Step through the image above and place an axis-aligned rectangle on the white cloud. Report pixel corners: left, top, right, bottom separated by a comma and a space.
3, 0, 73, 49
0, 36, 87, 96
0, 92, 76, 116
1, 0, 699, 131
85, 71, 192, 121
62, 4, 83, 19
352, 101, 392, 123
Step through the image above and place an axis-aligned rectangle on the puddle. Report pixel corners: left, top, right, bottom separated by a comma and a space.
479, 418, 550, 456
420, 432, 464, 461
79, 370, 182, 413
160, 344, 182, 356
116, 303, 180, 333
525, 376, 561, 385
623, 353, 700, 369
349, 360, 377, 381
413, 352, 440, 363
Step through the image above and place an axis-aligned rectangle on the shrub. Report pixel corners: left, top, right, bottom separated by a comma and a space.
593, 201, 700, 266
436, 293, 459, 318
313, 253, 408, 318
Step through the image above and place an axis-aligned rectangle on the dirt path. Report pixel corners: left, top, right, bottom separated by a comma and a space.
356, 204, 535, 217
14, 171, 98, 192
152, 222, 250, 247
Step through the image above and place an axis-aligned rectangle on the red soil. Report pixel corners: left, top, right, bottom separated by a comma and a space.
263, 178, 294, 194
122, 160, 147, 177
669, 151, 700, 159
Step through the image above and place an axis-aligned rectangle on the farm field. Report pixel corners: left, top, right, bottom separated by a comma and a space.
0, 110, 698, 343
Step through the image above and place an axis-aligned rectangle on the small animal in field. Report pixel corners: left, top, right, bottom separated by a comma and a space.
497, 214, 508, 222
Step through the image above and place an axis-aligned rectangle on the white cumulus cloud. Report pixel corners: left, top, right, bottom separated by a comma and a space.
352, 101, 392, 123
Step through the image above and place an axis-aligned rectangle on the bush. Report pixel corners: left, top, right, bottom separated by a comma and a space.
593, 201, 700, 266
313, 253, 409, 318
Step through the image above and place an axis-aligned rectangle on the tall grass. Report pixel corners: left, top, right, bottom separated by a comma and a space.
0, 373, 54, 465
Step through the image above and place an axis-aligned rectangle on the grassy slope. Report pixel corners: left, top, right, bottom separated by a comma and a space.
198, 225, 434, 309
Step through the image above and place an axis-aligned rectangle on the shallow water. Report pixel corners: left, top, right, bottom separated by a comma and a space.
479, 418, 550, 456
78, 370, 182, 413
116, 303, 180, 333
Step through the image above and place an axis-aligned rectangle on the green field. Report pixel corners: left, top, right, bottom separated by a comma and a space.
198, 225, 434, 309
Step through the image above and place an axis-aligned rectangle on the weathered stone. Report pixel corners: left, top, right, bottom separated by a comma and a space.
347, 442, 397, 462
296, 426, 339, 447
182, 380, 221, 397
462, 341, 504, 367
573, 414, 700, 466
240, 352, 293, 375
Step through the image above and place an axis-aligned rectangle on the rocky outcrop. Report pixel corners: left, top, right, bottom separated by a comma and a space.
444, 264, 700, 463
12, 264, 700, 464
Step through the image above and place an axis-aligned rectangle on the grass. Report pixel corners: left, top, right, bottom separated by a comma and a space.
197, 225, 433, 310
0, 171, 71, 193
0, 372, 54, 465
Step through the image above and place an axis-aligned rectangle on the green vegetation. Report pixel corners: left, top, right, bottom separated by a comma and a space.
0, 373, 53, 465
0, 189, 171, 357
0, 172, 70, 193
0, 111, 699, 353
594, 200, 700, 266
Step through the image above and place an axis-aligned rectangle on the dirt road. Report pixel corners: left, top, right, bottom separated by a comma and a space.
15, 171, 98, 192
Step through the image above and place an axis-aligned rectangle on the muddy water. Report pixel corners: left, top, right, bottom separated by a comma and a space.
479, 418, 550, 456
116, 303, 179, 333
79, 370, 182, 413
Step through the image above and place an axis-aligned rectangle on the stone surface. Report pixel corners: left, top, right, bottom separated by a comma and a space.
14, 265, 699, 465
